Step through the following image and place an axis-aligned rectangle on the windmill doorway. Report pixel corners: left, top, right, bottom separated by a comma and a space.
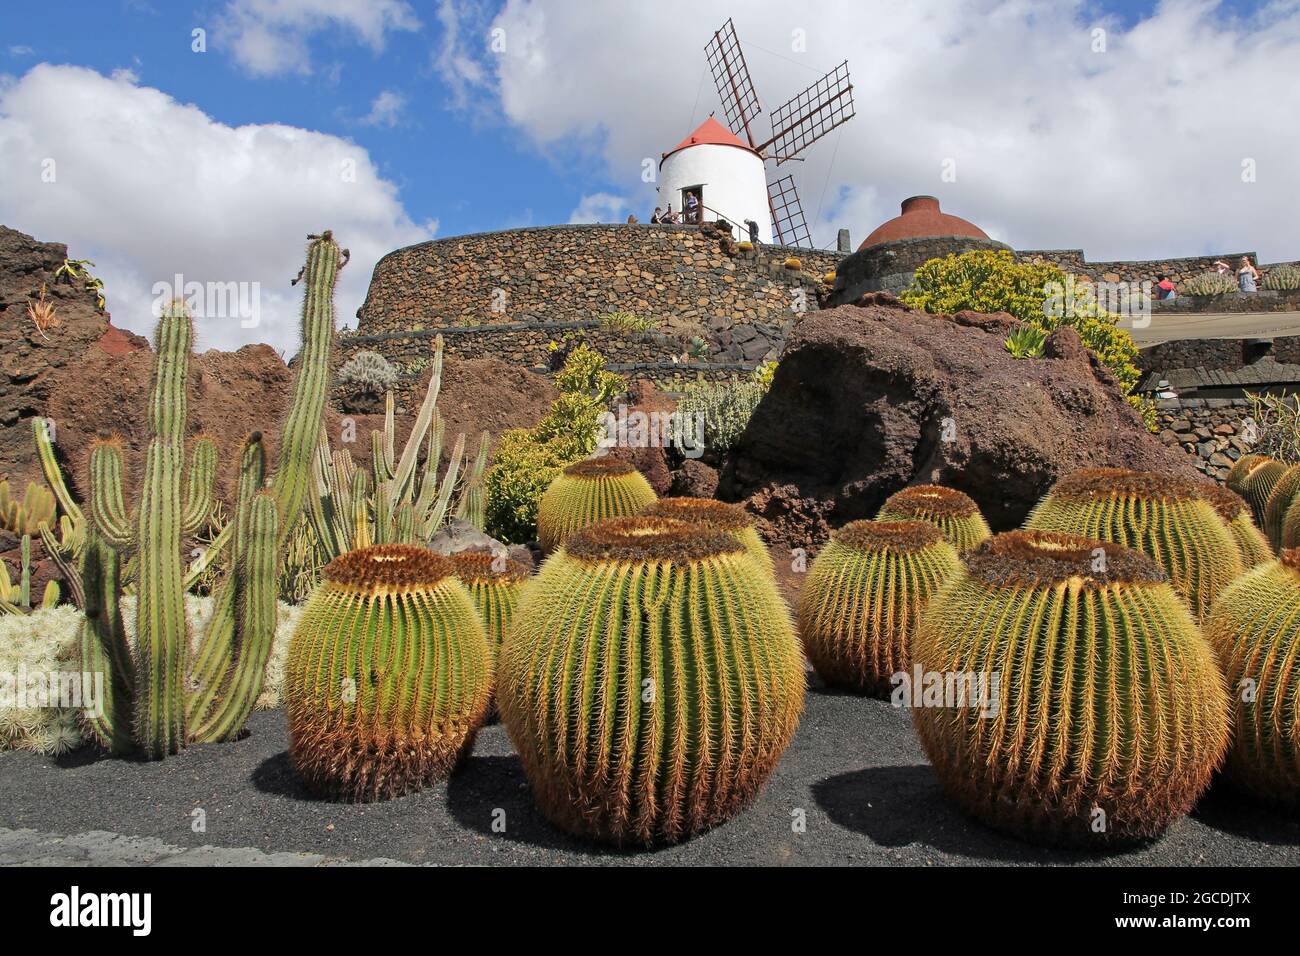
681, 185, 704, 225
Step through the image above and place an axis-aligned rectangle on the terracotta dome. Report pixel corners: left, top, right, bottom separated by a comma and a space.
858, 196, 989, 250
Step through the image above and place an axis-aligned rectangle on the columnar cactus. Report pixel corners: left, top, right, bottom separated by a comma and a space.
286, 545, 492, 801
1235, 457, 1286, 529
536, 457, 657, 552
80, 232, 343, 758
798, 520, 961, 696
1198, 485, 1271, 567
875, 485, 991, 552
639, 496, 772, 574
912, 530, 1230, 846
499, 516, 805, 845
1024, 468, 1243, 621
1204, 551, 1300, 807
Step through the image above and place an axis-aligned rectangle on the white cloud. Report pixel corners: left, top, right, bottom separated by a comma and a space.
453, 0, 1300, 262
361, 89, 406, 127
568, 192, 628, 224
216, 0, 421, 77
432, 0, 493, 109
9, 47, 35, 57
0, 64, 434, 354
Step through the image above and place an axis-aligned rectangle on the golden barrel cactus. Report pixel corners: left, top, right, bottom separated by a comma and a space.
876, 485, 991, 552
448, 550, 531, 659
639, 496, 773, 574
1226, 453, 1266, 493
1025, 468, 1243, 621
499, 516, 805, 846
1236, 457, 1286, 529
798, 520, 961, 696
1263, 463, 1300, 551
1204, 551, 1300, 807
912, 530, 1229, 846
286, 544, 493, 802
1198, 484, 1272, 567
536, 457, 656, 552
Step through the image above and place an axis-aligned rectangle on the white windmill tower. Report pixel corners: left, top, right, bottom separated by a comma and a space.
658, 18, 856, 248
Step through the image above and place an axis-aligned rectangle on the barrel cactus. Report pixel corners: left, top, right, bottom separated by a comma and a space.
448, 550, 530, 660
876, 485, 991, 552
1198, 484, 1272, 567
1235, 457, 1286, 529
1204, 551, 1300, 807
1226, 453, 1266, 493
286, 544, 492, 802
536, 457, 656, 552
639, 496, 772, 574
1024, 468, 1243, 621
499, 516, 805, 846
912, 530, 1229, 846
1263, 463, 1300, 551
799, 520, 961, 696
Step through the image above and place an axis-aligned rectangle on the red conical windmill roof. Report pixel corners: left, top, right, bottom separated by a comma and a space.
661, 117, 759, 165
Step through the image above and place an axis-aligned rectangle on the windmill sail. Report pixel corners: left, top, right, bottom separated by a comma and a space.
704, 18, 762, 147
761, 61, 855, 164
767, 175, 812, 249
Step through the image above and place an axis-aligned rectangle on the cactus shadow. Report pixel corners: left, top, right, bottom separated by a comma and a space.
1192, 781, 1300, 846
445, 754, 662, 858
813, 765, 1128, 863
250, 750, 331, 802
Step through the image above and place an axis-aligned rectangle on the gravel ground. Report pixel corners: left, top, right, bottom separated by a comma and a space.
2, 683, 1297, 867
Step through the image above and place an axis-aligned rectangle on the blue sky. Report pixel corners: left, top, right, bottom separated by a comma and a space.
1, 0, 1295, 352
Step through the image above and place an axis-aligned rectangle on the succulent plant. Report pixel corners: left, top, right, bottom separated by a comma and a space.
499, 516, 805, 845
1183, 271, 1239, 296
783, 257, 802, 270
0, 480, 56, 536
1005, 324, 1047, 359
1197, 484, 1272, 567
0, 534, 60, 614
536, 457, 657, 552
876, 485, 992, 552
1025, 468, 1244, 621
336, 349, 398, 393
448, 550, 530, 662
1234, 456, 1286, 528
799, 520, 961, 696
1261, 263, 1300, 291
1264, 463, 1300, 551
912, 530, 1229, 846
286, 545, 492, 802
1226, 452, 1267, 492
1204, 551, 1300, 807
80, 232, 342, 758
309, 336, 490, 560
639, 496, 772, 575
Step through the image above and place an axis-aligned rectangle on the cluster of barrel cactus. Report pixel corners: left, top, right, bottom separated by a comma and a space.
536, 456, 657, 552
876, 485, 991, 552
639, 496, 772, 573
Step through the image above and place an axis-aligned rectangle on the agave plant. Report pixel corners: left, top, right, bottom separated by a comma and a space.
1005, 324, 1047, 359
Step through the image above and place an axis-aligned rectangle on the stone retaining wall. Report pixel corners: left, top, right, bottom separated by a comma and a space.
1154, 397, 1254, 482
1020, 249, 1300, 287
1140, 335, 1300, 375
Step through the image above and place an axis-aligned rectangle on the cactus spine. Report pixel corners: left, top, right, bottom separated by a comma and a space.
1204, 551, 1300, 807
286, 545, 492, 801
876, 485, 991, 552
81, 232, 341, 758
499, 516, 805, 846
639, 496, 773, 574
536, 457, 657, 553
1235, 457, 1285, 529
912, 531, 1230, 846
799, 521, 961, 696
1025, 468, 1243, 621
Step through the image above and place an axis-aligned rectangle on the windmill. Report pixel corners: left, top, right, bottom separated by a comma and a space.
703, 18, 855, 248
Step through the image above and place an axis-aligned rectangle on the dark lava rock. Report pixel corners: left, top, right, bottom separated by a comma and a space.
719, 301, 1197, 550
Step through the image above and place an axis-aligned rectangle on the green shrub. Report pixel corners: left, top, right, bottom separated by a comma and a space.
485, 344, 626, 543
600, 310, 658, 333
901, 250, 1155, 430
1183, 272, 1239, 296
676, 376, 769, 452
1263, 264, 1300, 291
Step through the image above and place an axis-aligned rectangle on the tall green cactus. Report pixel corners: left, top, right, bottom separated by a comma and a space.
80, 232, 342, 758
309, 335, 489, 560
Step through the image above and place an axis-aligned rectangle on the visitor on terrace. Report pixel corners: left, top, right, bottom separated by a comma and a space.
1155, 275, 1176, 300
684, 191, 701, 224
1213, 259, 1232, 276
1238, 256, 1261, 293
650, 207, 663, 223
661, 204, 680, 224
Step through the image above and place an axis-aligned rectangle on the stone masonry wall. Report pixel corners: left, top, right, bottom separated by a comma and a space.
1154, 397, 1254, 483
1019, 249, 1300, 286
1140, 335, 1300, 376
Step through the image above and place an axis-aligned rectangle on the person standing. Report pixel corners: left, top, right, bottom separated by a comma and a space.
1238, 256, 1261, 293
